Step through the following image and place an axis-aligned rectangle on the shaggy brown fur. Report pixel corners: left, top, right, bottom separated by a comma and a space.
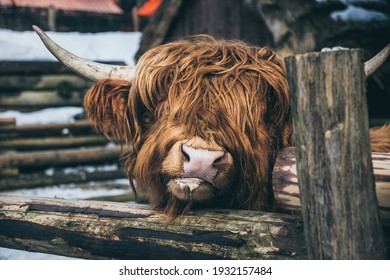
370, 125, 390, 152
84, 35, 389, 217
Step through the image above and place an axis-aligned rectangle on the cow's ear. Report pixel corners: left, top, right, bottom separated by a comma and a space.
84, 79, 135, 145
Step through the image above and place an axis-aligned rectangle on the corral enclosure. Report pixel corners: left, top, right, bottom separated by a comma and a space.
1, 46, 390, 260
1, 0, 390, 260
0, 29, 141, 259
0, 61, 132, 259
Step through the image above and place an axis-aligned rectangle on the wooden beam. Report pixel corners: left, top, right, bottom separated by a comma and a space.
0, 192, 388, 259
0, 136, 108, 151
0, 195, 307, 260
13, 120, 93, 138
0, 118, 17, 139
272, 147, 390, 226
0, 169, 127, 190
0, 61, 126, 75
0, 120, 94, 138
0, 146, 121, 169
0, 90, 83, 110
0, 118, 18, 177
0, 147, 389, 259
0, 75, 90, 90
286, 49, 386, 259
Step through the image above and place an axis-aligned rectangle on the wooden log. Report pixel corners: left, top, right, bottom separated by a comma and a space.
0, 119, 19, 177
86, 193, 137, 202
47, 5, 57, 32
0, 169, 127, 190
0, 118, 16, 129
14, 120, 94, 138
286, 49, 386, 259
0, 195, 307, 260
0, 146, 121, 169
0, 118, 17, 139
0, 90, 83, 110
0, 75, 90, 90
0, 120, 94, 138
0, 61, 126, 75
0, 136, 108, 151
0, 168, 19, 178
272, 147, 390, 225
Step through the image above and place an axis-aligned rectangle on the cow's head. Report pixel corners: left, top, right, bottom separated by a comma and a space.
33, 26, 389, 217
82, 35, 293, 216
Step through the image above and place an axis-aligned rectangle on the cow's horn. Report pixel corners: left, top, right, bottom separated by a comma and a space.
364, 43, 390, 77
32, 25, 135, 82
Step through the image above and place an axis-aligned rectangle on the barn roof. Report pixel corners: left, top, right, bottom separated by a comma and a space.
1, 0, 123, 14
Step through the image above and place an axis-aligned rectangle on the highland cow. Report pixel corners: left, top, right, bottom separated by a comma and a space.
33, 26, 390, 217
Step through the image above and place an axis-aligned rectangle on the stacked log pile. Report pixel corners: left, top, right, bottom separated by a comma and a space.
0, 61, 129, 196
0, 61, 90, 111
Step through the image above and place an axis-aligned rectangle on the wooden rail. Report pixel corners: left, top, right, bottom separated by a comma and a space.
0, 147, 389, 259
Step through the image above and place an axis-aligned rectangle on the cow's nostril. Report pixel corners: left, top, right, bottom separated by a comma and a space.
181, 144, 190, 162
213, 152, 227, 167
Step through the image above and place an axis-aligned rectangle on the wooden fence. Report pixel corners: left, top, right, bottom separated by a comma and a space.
0, 51, 389, 259
0, 61, 129, 198
286, 49, 386, 259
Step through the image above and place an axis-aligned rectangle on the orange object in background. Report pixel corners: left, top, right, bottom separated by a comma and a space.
137, 0, 162, 17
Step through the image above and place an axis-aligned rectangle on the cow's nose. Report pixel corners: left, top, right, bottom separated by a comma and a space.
181, 144, 227, 184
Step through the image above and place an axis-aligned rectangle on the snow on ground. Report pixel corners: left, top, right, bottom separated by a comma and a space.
315, 0, 388, 22
331, 4, 388, 22
0, 248, 78, 260
0, 28, 141, 66
1, 179, 130, 199
0, 107, 84, 125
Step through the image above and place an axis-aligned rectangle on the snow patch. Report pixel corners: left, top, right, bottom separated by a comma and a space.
45, 168, 55, 176
62, 164, 118, 175
0, 29, 141, 66
0, 248, 77, 260
0, 107, 83, 125
331, 4, 388, 22
1, 182, 129, 200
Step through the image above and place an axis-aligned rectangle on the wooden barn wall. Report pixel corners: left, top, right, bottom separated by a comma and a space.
165, 0, 273, 47
0, 6, 126, 33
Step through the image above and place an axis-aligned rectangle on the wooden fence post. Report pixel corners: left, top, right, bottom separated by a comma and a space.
285, 49, 386, 259
48, 6, 57, 32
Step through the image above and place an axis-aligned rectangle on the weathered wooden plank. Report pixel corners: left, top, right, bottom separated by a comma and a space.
0, 169, 127, 190
0, 61, 73, 75
0, 120, 94, 138
0, 145, 121, 169
286, 49, 385, 259
0, 61, 126, 75
0, 136, 108, 151
0, 74, 90, 90
0, 119, 19, 177
0, 90, 83, 109
0, 118, 17, 139
272, 147, 390, 225
0, 195, 306, 260
0, 118, 16, 128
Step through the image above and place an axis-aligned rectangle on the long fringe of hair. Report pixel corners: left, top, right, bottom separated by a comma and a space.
84, 35, 293, 216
